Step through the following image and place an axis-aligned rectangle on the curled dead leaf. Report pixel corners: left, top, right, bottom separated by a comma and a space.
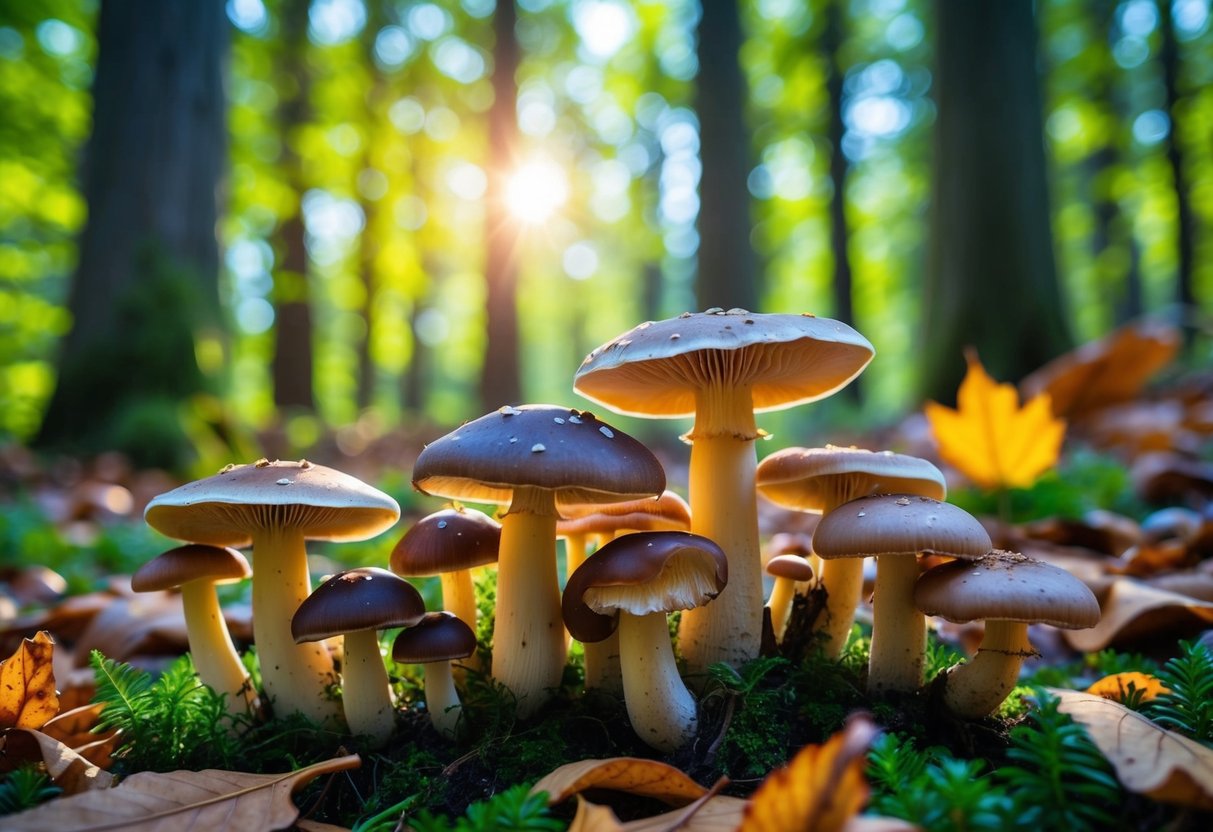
6, 728, 115, 794
0, 630, 58, 730
1064, 578, 1213, 652
532, 756, 707, 807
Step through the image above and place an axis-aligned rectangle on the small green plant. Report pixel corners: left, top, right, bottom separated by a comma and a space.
0, 766, 60, 816
407, 784, 562, 832
705, 656, 796, 778
1146, 640, 1213, 744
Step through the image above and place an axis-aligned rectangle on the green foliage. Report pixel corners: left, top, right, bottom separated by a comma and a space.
705, 657, 797, 778
0, 766, 60, 817
407, 785, 562, 832
1023, 647, 1160, 689
1146, 640, 1213, 745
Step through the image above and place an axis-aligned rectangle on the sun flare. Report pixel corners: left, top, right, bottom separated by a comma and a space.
505, 159, 568, 224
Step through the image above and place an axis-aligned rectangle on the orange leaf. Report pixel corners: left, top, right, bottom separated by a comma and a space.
0, 631, 59, 730
738, 714, 878, 832
532, 757, 708, 806
925, 350, 1066, 490
1086, 672, 1170, 703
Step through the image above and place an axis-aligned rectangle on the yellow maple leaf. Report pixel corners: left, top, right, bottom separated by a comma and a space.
0, 631, 59, 731
925, 350, 1066, 490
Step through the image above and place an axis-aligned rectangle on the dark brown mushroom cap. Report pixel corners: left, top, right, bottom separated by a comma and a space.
390, 506, 501, 577
812, 494, 992, 560
144, 459, 401, 548
391, 611, 477, 663
556, 490, 691, 537
291, 567, 425, 642
562, 531, 728, 643
573, 309, 874, 418
766, 554, 814, 581
131, 544, 251, 592
412, 405, 666, 506
756, 446, 946, 512
914, 550, 1101, 628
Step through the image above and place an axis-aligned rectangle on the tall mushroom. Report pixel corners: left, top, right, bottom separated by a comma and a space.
144, 459, 400, 723
412, 405, 665, 715
575, 309, 873, 673
563, 531, 728, 752
755, 445, 946, 657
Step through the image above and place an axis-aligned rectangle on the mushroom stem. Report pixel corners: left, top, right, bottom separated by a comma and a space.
618, 611, 698, 753
680, 383, 761, 673
440, 570, 478, 634
582, 629, 622, 694
494, 486, 564, 716
868, 553, 926, 695
423, 660, 463, 738
941, 620, 1033, 718
251, 527, 340, 723
564, 532, 589, 577
767, 576, 796, 642
817, 559, 865, 657
180, 580, 257, 715
340, 629, 396, 746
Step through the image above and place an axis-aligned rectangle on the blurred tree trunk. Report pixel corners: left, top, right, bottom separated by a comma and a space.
271, 0, 315, 412
1158, 0, 1196, 317
356, 2, 387, 412
922, 0, 1071, 403
36, 0, 227, 467
695, 0, 758, 312
480, 0, 522, 410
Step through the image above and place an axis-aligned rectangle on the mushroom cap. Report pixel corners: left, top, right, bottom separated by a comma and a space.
914, 550, 1101, 628
131, 544, 251, 592
391, 611, 477, 664
756, 446, 946, 513
557, 490, 691, 537
766, 553, 814, 582
812, 494, 992, 560
766, 532, 815, 560
562, 531, 728, 643
573, 309, 874, 418
144, 459, 401, 548
291, 567, 426, 642
390, 506, 501, 577
412, 405, 666, 506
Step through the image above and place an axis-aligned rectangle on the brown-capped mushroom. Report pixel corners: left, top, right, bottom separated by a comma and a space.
765, 553, 814, 642
392, 611, 477, 738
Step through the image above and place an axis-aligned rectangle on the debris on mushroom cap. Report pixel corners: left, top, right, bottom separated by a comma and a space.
391, 506, 501, 577
766, 553, 814, 581
391, 611, 477, 664
756, 445, 946, 512
811, 494, 992, 560
292, 567, 425, 642
131, 544, 251, 592
914, 550, 1101, 628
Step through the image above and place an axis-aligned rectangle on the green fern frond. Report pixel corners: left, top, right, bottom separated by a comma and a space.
0, 767, 60, 816
1147, 640, 1213, 744
407, 785, 562, 832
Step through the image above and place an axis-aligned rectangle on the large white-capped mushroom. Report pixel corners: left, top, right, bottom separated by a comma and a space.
392, 611, 478, 738
144, 459, 400, 723
131, 544, 257, 716
292, 567, 425, 746
412, 405, 665, 716
575, 309, 873, 674
563, 531, 728, 753
915, 551, 1100, 718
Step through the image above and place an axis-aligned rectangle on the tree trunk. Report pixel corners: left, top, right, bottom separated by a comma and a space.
480, 0, 522, 411
1157, 0, 1196, 317
36, 0, 227, 468
922, 0, 1071, 403
695, 0, 757, 313
356, 3, 388, 412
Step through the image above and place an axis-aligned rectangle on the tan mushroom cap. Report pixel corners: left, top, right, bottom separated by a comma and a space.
144, 459, 401, 547
291, 567, 426, 642
914, 550, 1101, 629
812, 494, 992, 560
412, 405, 666, 505
757, 446, 946, 512
131, 544, 251, 592
392, 611, 477, 664
766, 553, 814, 581
557, 490, 691, 537
573, 309, 875, 418
390, 506, 501, 577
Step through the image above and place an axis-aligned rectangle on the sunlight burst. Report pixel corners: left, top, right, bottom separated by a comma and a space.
505, 159, 569, 224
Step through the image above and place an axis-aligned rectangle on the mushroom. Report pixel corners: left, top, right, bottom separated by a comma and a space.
765, 553, 814, 643
812, 494, 991, 694
412, 405, 665, 715
915, 551, 1100, 718
756, 445, 946, 658
130, 544, 257, 716
575, 309, 873, 674
562, 531, 728, 753
392, 611, 477, 738
291, 567, 425, 746
144, 459, 400, 723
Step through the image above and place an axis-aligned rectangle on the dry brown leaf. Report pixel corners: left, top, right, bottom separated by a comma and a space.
532, 756, 708, 806
0, 630, 58, 730
1086, 672, 1170, 703
841, 819, 919, 832
294, 820, 353, 832
0, 753, 361, 831
567, 796, 627, 832
1064, 578, 1213, 651
738, 714, 878, 832
1052, 689, 1213, 810
8, 728, 115, 793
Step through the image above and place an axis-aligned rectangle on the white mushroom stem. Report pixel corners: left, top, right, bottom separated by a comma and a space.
251, 526, 340, 723
817, 558, 865, 657
767, 576, 796, 642
618, 611, 698, 753
494, 485, 565, 716
440, 570, 478, 634
564, 532, 589, 577
941, 620, 1034, 719
868, 553, 926, 694
339, 629, 396, 746
582, 629, 622, 694
423, 660, 463, 738
679, 382, 762, 674
180, 579, 257, 716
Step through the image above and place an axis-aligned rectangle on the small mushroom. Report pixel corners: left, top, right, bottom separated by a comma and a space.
765, 553, 814, 642
563, 531, 727, 752
292, 567, 425, 746
392, 611, 477, 738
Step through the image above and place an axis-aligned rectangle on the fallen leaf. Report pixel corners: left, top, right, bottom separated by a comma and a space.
1051, 689, 1213, 810
738, 713, 878, 832
0, 754, 360, 832
567, 796, 627, 832
1065, 578, 1213, 652
295, 821, 353, 832
8, 728, 115, 793
1086, 672, 1170, 703
532, 756, 708, 806
0, 631, 59, 730
925, 350, 1066, 490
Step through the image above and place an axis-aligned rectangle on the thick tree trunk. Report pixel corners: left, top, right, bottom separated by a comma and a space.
922, 0, 1071, 403
37, 0, 226, 467
1158, 0, 1196, 316
695, 0, 757, 313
